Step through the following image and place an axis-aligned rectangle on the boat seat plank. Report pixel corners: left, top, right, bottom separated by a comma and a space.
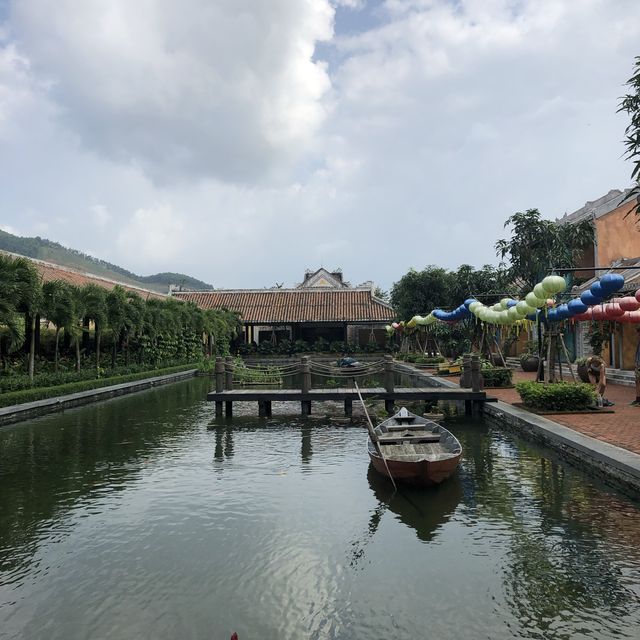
378, 434, 441, 444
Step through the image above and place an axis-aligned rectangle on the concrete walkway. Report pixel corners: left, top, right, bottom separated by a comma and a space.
474, 370, 640, 455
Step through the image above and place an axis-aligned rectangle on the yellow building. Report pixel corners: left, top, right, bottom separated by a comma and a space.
558, 188, 640, 370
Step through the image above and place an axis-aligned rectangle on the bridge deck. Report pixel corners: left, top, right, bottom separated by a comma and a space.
207, 387, 493, 402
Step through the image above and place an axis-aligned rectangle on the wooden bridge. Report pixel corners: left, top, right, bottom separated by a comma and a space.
207, 355, 493, 417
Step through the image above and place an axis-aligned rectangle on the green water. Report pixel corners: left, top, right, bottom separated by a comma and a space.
1, 377, 639, 639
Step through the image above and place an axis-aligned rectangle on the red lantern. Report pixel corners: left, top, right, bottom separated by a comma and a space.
604, 302, 625, 318
591, 306, 606, 321
635, 288, 640, 303
619, 296, 640, 311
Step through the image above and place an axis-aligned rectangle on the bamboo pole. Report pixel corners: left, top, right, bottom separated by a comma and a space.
354, 381, 397, 491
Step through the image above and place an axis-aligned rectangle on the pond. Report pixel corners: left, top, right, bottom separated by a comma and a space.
1, 377, 639, 639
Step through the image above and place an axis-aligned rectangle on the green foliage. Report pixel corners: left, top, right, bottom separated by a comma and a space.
481, 366, 513, 387
0, 364, 196, 408
586, 323, 612, 356
231, 358, 282, 385
390, 266, 453, 320
618, 55, 640, 216
515, 381, 596, 411
495, 209, 594, 295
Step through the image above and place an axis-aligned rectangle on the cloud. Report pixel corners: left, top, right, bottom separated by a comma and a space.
116, 204, 186, 265
1, 0, 639, 293
90, 204, 110, 228
8, 0, 334, 184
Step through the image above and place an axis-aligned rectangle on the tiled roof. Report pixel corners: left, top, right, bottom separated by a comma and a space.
174, 288, 395, 323
1, 250, 166, 300
572, 257, 640, 294
556, 188, 637, 225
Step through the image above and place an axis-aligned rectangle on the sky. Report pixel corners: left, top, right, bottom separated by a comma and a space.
1, 0, 639, 291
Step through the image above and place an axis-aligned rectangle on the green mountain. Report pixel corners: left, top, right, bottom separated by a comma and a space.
0, 229, 213, 293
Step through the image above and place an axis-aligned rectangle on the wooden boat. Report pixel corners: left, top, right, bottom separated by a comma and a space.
367, 407, 462, 486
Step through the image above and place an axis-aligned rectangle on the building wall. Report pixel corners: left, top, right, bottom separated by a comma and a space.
595, 200, 640, 266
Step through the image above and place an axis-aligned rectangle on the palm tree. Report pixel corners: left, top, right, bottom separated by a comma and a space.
67, 285, 86, 372
106, 286, 128, 367
81, 284, 107, 372
0, 255, 30, 369
42, 280, 75, 372
123, 292, 145, 366
3, 256, 43, 382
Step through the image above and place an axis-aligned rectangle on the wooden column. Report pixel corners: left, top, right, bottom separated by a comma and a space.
258, 400, 267, 417
460, 354, 471, 389
384, 354, 394, 393
225, 356, 234, 390
471, 354, 482, 392
215, 357, 224, 391
301, 356, 311, 415
344, 398, 352, 416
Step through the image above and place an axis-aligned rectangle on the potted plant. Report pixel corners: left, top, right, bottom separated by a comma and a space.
519, 341, 540, 372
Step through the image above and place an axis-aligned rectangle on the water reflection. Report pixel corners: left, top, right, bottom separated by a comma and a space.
1, 380, 640, 640
213, 424, 235, 461
367, 465, 462, 543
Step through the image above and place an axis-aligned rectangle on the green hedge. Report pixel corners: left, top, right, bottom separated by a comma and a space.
0, 364, 197, 408
515, 381, 596, 411
482, 367, 513, 387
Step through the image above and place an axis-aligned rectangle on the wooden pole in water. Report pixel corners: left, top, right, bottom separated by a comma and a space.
354, 381, 397, 491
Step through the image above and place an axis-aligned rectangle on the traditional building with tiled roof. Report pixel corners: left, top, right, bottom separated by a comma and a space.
174, 280, 395, 346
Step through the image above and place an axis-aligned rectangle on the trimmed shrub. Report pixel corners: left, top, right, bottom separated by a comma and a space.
0, 364, 197, 408
515, 381, 596, 411
482, 367, 513, 387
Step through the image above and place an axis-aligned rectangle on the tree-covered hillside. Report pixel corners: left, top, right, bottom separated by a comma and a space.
0, 229, 213, 292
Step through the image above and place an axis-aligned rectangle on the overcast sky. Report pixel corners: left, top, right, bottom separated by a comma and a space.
1, 0, 638, 291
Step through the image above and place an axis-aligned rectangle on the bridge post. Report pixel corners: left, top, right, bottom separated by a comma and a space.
301, 356, 311, 415
460, 354, 471, 389
471, 354, 483, 392
344, 398, 352, 417
215, 357, 224, 392
225, 356, 234, 390
384, 354, 394, 393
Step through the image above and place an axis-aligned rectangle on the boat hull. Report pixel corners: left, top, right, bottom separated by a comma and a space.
368, 449, 461, 486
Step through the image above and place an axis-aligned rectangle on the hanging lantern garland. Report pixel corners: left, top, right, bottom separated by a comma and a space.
386, 273, 638, 334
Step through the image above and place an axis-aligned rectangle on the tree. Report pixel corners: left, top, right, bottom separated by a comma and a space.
42, 280, 74, 371
390, 267, 454, 320
495, 209, 594, 295
81, 284, 107, 371
106, 286, 128, 367
6, 257, 43, 382
0, 255, 30, 368
619, 55, 640, 216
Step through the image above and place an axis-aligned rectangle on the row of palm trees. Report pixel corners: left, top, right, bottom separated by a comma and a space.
0, 254, 241, 381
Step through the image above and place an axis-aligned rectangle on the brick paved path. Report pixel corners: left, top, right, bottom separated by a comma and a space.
477, 370, 640, 455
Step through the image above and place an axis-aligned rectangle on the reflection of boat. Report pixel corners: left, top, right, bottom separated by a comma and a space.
368, 407, 462, 486
367, 465, 462, 542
